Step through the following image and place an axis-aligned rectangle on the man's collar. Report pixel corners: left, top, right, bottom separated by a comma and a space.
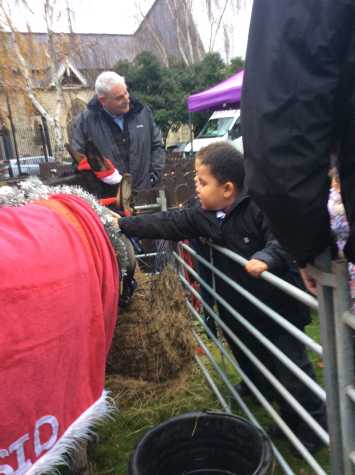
103, 107, 124, 120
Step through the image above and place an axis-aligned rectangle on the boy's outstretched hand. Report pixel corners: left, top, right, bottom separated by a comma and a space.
245, 259, 268, 278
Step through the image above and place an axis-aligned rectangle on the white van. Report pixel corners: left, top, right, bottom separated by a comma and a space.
184, 109, 243, 157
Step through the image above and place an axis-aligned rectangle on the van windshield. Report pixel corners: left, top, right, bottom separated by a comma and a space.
197, 117, 234, 138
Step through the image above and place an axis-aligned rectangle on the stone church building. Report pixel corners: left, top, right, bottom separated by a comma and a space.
0, 0, 204, 157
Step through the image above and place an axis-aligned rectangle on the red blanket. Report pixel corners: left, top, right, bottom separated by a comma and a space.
0, 194, 118, 473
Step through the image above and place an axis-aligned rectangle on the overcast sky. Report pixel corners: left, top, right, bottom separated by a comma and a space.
8, 0, 252, 59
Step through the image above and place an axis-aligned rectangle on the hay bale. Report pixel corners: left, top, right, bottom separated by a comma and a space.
107, 266, 195, 383
106, 370, 192, 407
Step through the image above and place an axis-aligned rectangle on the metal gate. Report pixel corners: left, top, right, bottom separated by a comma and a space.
174, 242, 355, 475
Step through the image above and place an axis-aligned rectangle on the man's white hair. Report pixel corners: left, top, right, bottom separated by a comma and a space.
95, 71, 126, 97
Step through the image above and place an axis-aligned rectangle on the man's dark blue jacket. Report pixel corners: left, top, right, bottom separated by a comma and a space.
72, 96, 165, 191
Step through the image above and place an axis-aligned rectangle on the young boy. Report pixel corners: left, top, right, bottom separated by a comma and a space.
119, 142, 326, 452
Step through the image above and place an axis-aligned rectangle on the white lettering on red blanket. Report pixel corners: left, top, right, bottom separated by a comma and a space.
0, 416, 58, 474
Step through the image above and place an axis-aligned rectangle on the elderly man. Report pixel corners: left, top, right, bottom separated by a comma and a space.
72, 71, 165, 191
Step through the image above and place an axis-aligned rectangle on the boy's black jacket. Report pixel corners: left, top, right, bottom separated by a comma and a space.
120, 192, 310, 332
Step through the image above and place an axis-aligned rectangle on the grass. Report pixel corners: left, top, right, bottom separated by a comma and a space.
88, 367, 220, 474
88, 312, 330, 475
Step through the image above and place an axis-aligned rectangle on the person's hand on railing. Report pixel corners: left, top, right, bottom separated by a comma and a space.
299, 267, 318, 295
245, 259, 268, 278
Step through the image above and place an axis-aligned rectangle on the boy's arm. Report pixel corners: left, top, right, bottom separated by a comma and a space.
249, 204, 291, 274
119, 208, 222, 241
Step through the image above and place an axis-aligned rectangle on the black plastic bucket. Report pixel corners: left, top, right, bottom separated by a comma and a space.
128, 411, 274, 475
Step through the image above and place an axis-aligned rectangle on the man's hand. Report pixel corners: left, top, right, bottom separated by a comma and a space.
245, 259, 268, 278
299, 267, 318, 295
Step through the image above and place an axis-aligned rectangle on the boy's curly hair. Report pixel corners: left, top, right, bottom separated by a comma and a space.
196, 142, 244, 189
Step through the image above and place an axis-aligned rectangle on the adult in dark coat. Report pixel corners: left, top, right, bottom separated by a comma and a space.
72, 71, 165, 191
242, 1, 355, 275
119, 190, 326, 450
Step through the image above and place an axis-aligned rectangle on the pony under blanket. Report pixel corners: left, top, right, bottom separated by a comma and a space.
0, 186, 119, 474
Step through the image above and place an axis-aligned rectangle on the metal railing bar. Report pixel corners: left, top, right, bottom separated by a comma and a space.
332, 261, 355, 475
196, 342, 259, 422
191, 304, 266, 425
135, 203, 161, 211
187, 301, 263, 419
194, 332, 327, 475
135, 252, 159, 258
175, 253, 326, 401
343, 311, 355, 331
307, 263, 337, 288
186, 298, 329, 444
194, 353, 295, 475
210, 243, 319, 311
207, 241, 227, 374
194, 355, 231, 413
346, 385, 355, 404
180, 242, 322, 356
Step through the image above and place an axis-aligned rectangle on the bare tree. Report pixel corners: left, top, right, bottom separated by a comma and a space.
0, 0, 78, 158
202, 0, 233, 52
167, 0, 204, 65
192, 0, 248, 62
223, 23, 231, 63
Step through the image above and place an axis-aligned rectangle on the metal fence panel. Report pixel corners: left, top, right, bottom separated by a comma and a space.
173, 240, 354, 474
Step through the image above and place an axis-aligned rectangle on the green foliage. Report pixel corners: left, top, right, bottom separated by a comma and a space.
88, 366, 220, 474
114, 51, 241, 140
185, 52, 227, 94
227, 56, 245, 76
